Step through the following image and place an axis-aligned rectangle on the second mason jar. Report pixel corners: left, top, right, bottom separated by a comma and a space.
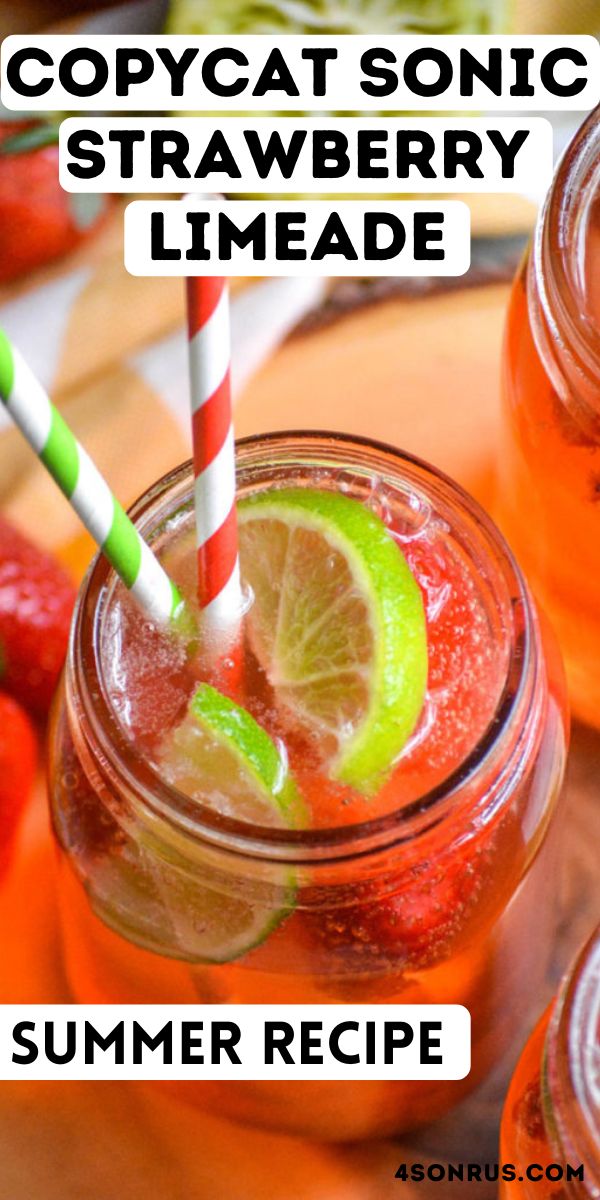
48, 432, 567, 1140
497, 105, 600, 727
500, 925, 600, 1199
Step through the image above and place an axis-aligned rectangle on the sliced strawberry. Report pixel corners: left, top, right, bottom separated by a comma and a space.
0, 516, 76, 716
0, 691, 37, 878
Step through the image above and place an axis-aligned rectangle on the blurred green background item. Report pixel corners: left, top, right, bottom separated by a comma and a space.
166, 0, 599, 44
166, 0, 511, 36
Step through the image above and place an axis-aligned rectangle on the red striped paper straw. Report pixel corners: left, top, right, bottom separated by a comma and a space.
187, 277, 242, 646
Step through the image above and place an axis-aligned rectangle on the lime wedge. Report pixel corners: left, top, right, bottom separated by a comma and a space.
165, 683, 305, 828
238, 488, 428, 795
156, 683, 306, 961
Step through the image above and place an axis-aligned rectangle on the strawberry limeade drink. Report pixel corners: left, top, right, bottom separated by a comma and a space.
499, 926, 600, 1198
49, 433, 567, 1140
497, 105, 600, 728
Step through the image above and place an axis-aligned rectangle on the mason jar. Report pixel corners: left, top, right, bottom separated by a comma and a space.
48, 432, 567, 1140
500, 925, 600, 1198
497, 105, 600, 727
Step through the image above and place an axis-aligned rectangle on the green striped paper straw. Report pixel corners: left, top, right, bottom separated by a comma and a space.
0, 329, 184, 628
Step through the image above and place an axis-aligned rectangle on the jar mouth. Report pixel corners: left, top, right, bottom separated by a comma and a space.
548, 926, 600, 1190
70, 431, 536, 865
533, 104, 600, 414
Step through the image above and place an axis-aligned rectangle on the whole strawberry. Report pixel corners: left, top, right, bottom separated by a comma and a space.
0, 120, 111, 283
0, 516, 76, 716
0, 691, 37, 878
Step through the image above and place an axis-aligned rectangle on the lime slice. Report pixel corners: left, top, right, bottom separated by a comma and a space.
164, 683, 305, 828
238, 488, 428, 795
166, 0, 509, 37
154, 683, 305, 962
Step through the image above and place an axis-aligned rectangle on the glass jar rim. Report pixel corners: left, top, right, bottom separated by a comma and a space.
533, 104, 600, 405
69, 430, 539, 867
546, 925, 600, 1192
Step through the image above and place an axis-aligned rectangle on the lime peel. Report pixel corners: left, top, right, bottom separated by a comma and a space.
189, 682, 306, 825
238, 487, 428, 795
152, 682, 306, 962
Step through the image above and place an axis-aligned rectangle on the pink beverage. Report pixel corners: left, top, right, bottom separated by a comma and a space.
49, 433, 567, 1140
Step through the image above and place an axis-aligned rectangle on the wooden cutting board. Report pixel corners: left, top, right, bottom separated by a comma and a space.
236, 278, 510, 517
